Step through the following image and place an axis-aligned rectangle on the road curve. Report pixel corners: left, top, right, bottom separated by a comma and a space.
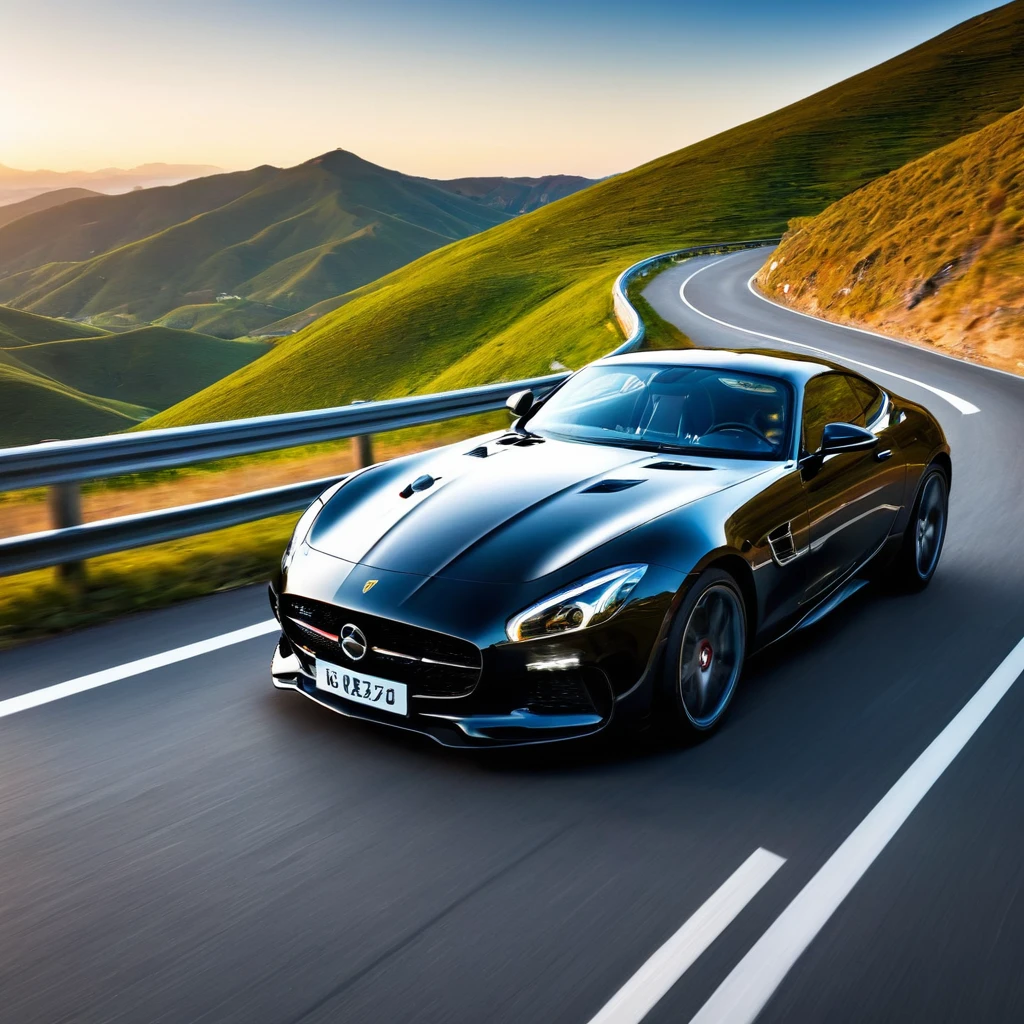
2, 248, 1024, 1023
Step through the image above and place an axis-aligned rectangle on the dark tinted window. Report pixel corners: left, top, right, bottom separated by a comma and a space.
802, 374, 867, 453
846, 374, 884, 423
527, 363, 793, 459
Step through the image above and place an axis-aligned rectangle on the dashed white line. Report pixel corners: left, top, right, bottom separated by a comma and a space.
688, 631, 1024, 1024
677, 257, 979, 415
0, 619, 279, 719
587, 848, 785, 1024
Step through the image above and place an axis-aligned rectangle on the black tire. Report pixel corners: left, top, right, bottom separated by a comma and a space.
887, 464, 949, 591
658, 568, 747, 741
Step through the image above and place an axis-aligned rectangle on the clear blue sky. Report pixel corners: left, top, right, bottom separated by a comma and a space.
1, 0, 1003, 177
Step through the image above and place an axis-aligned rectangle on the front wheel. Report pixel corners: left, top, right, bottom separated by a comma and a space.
659, 568, 747, 740
887, 465, 949, 591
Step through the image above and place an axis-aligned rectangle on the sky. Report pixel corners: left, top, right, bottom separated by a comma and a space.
0, 0, 1003, 179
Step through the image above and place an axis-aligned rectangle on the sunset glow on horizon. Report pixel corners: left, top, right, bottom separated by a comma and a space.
3, 0, 998, 178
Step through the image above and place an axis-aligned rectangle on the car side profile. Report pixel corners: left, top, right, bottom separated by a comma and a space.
269, 349, 950, 747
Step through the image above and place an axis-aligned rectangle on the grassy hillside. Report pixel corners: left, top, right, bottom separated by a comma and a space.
10, 327, 269, 412
150, 1, 1024, 428
0, 305, 268, 443
154, 299, 291, 338
0, 188, 102, 230
0, 304, 105, 345
0, 362, 150, 447
0, 152, 519, 334
757, 105, 1024, 373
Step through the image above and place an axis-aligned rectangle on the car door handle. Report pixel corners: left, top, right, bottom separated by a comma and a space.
875, 448, 893, 462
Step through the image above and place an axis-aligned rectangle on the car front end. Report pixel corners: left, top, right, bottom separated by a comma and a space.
270, 540, 685, 748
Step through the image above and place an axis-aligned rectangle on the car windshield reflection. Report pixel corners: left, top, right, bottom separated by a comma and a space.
526, 364, 793, 460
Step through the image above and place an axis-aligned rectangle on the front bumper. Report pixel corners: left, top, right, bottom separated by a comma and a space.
270, 625, 618, 747
268, 560, 682, 747
271, 638, 610, 748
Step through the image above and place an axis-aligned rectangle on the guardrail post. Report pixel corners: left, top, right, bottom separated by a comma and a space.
352, 434, 374, 468
349, 400, 374, 468
48, 481, 86, 586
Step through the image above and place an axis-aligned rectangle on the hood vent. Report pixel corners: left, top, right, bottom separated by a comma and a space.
465, 446, 490, 458
495, 434, 544, 447
581, 479, 644, 494
647, 461, 714, 472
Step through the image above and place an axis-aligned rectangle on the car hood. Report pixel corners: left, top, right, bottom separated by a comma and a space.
306, 433, 767, 583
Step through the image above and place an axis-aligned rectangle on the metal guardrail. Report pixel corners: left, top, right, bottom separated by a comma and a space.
0, 237, 778, 577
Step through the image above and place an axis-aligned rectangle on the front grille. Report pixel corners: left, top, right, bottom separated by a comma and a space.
281, 595, 481, 698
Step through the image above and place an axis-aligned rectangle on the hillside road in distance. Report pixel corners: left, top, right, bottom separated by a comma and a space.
2, 247, 1024, 1023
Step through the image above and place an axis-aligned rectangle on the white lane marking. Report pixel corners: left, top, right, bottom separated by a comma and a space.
676, 259, 979, 415
588, 848, 785, 1024
745, 268, 1024, 389
689, 632, 1024, 1024
0, 619, 279, 719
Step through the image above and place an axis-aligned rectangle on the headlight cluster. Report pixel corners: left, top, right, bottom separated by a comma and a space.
506, 565, 647, 642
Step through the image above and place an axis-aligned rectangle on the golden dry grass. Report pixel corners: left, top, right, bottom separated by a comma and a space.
758, 106, 1024, 373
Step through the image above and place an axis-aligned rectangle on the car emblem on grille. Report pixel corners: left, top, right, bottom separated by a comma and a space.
339, 623, 368, 661
362, 579, 378, 594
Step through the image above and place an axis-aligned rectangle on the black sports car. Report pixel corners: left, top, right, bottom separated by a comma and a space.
269, 349, 950, 747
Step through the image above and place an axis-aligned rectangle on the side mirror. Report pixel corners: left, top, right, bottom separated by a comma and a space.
819, 421, 878, 455
506, 389, 535, 418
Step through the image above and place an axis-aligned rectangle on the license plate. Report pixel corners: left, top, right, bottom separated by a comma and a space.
315, 659, 408, 716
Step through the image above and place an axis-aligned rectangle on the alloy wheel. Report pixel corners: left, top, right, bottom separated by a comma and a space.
915, 473, 947, 579
678, 584, 744, 728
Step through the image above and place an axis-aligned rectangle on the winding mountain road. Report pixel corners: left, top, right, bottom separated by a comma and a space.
3, 247, 1024, 1023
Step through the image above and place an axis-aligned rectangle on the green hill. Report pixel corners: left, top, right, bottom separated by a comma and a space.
0, 304, 105, 346
10, 327, 269, 412
0, 188, 103, 231
0, 306, 269, 443
149, 1, 1024, 428
758, 104, 1024, 374
0, 152, 555, 335
0, 362, 151, 447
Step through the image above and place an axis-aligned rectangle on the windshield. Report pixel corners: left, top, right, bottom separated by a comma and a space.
527, 364, 792, 459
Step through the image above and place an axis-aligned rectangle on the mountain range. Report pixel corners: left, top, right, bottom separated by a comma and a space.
0, 152, 595, 341
148, 1, 1024, 430
0, 162, 223, 206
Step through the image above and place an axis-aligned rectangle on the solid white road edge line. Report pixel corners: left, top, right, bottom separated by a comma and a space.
587, 848, 786, 1024
688, 631, 1024, 1024
677, 258, 979, 415
0, 619, 280, 720
744, 266, 1024, 389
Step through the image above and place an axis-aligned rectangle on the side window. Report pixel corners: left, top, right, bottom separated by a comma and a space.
845, 374, 884, 424
801, 374, 866, 453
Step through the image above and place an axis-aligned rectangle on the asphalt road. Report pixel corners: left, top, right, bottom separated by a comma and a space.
3, 246, 1024, 1023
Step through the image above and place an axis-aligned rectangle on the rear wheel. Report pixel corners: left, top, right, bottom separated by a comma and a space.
660, 568, 747, 740
888, 465, 948, 591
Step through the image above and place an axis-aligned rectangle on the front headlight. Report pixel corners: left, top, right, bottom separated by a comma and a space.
506, 564, 647, 642
281, 498, 324, 572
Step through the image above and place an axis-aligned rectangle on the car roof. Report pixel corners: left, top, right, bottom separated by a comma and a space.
597, 347, 846, 387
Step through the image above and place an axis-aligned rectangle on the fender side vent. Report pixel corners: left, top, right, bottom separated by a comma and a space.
767, 523, 797, 565
581, 479, 644, 493
647, 461, 714, 471
465, 446, 489, 458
